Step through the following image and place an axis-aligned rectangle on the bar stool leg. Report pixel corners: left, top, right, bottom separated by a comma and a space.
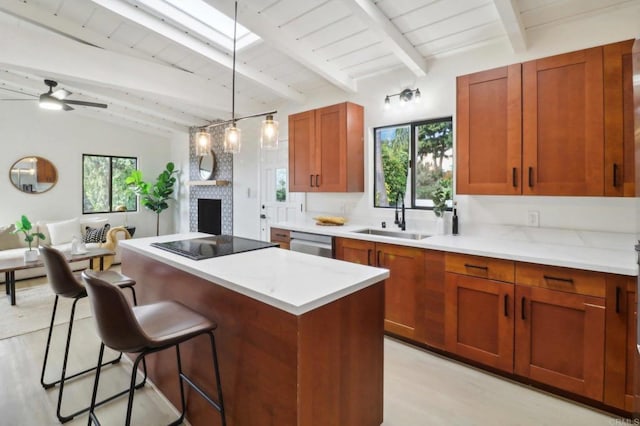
208, 332, 226, 426
87, 343, 105, 426
40, 295, 60, 389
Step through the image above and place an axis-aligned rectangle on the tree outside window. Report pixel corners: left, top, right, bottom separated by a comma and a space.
83, 154, 137, 214
373, 117, 453, 210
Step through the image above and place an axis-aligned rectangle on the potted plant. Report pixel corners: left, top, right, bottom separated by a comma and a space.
12, 215, 46, 262
126, 162, 179, 236
431, 178, 452, 234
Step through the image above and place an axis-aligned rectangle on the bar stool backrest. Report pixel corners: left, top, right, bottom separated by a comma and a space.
40, 245, 85, 298
82, 270, 148, 353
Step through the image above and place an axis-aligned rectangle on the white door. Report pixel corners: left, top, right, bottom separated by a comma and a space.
259, 140, 305, 241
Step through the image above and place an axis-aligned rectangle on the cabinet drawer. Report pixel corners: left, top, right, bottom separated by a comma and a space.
445, 253, 515, 283
270, 228, 291, 243
515, 263, 605, 298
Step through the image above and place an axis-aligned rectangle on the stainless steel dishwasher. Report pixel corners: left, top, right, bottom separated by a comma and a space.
289, 231, 334, 258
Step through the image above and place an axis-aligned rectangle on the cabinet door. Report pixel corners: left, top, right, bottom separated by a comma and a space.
523, 47, 604, 195
515, 285, 605, 401
377, 243, 424, 340
422, 250, 446, 350
456, 64, 522, 195
604, 40, 635, 197
288, 110, 316, 192
315, 104, 346, 191
334, 237, 375, 266
604, 275, 637, 410
445, 273, 514, 373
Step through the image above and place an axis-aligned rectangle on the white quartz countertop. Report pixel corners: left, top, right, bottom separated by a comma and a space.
120, 233, 389, 315
274, 221, 639, 276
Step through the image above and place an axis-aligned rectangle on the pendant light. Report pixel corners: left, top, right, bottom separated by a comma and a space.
260, 114, 279, 149
224, 1, 241, 154
195, 129, 211, 156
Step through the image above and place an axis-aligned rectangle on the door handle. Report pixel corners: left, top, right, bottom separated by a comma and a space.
377, 250, 382, 266
512, 167, 517, 188
528, 167, 533, 187
464, 263, 488, 271
260, 214, 266, 219
309, 174, 314, 187
521, 297, 526, 320
315, 174, 320, 187
543, 275, 574, 285
504, 294, 509, 317
616, 286, 621, 313
613, 163, 619, 187
367, 249, 372, 266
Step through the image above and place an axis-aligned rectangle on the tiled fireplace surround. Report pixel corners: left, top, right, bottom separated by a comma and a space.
188, 126, 233, 235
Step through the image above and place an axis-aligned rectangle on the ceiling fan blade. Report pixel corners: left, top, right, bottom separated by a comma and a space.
0, 87, 37, 97
62, 103, 74, 111
63, 99, 107, 109
52, 89, 71, 100
0, 99, 36, 101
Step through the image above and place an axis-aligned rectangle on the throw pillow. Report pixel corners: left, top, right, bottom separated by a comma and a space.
83, 224, 111, 243
47, 218, 80, 245
0, 224, 24, 250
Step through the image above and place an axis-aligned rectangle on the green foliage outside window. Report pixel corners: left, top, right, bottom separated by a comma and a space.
83, 154, 137, 214
374, 117, 453, 210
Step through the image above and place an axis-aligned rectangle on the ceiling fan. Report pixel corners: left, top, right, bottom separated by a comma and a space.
0, 79, 108, 111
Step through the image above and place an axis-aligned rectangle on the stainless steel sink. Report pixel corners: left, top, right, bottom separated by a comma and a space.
352, 228, 431, 240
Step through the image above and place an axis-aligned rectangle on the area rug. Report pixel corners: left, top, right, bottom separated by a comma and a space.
0, 283, 92, 340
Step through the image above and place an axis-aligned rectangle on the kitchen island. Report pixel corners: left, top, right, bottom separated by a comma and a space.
119, 233, 389, 426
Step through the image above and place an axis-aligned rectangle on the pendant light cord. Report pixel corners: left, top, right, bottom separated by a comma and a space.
231, 1, 238, 125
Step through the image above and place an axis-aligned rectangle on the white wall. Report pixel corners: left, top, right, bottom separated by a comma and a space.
253, 7, 640, 235
0, 102, 175, 237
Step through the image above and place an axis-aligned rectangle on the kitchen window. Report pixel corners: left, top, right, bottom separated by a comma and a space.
82, 154, 137, 214
373, 117, 453, 210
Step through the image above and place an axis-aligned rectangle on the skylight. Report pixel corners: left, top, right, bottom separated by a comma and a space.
138, 0, 260, 51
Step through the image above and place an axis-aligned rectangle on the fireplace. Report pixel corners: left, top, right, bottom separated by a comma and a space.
198, 199, 222, 235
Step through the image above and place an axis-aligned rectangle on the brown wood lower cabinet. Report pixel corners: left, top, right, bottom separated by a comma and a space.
270, 227, 290, 250
515, 285, 606, 401
334, 238, 425, 341
335, 238, 636, 413
445, 273, 514, 372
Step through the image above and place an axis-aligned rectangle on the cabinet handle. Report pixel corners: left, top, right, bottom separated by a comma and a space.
310, 174, 314, 187
275, 233, 288, 238
613, 163, 619, 188
367, 249, 372, 266
543, 275, 574, 285
504, 294, 509, 317
528, 167, 533, 187
512, 167, 517, 188
616, 286, 621, 313
377, 250, 382, 266
464, 263, 488, 271
315, 174, 320, 187
521, 297, 526, 320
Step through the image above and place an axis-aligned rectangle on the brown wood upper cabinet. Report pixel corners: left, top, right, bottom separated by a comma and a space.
288, 102, 364, 192
456, 64, 522, 195
456, 40, 635, 197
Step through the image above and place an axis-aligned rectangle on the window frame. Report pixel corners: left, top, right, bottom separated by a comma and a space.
373, 116, 453, 211
82, 154, 138, 214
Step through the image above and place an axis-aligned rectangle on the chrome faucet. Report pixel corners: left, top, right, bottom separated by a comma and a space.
394, 192, 406, 231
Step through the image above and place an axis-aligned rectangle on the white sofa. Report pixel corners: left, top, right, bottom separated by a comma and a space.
0, 217, 125, 283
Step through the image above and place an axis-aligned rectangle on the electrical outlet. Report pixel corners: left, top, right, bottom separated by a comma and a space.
527, 210, 540, 227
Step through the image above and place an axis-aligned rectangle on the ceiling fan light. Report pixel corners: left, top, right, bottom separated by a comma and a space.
195, 129, 211, 156
260, 115, 279, 150
414, 88, 421, 103
39, 94, 63, 110
224, 125, 241, 154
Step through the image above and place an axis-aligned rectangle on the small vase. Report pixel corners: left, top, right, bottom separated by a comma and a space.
24, 249, 39, 262
435, 216, 446, 235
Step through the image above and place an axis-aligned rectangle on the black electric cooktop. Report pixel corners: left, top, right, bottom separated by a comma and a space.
151, 235, 278, 260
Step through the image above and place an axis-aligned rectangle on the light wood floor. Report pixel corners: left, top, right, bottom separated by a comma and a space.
1, 277, 623, 425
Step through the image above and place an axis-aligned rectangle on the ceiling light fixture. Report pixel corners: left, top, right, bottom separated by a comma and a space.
384, 88, 421, 110
260, 114, 279, 150
195, 128, 212, 156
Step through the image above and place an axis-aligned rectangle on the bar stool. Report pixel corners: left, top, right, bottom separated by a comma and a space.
39, 245, 145, 423
81, 269, 226, 426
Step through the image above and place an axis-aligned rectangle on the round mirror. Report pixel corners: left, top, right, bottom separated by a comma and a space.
198, 151, 216, 180
9, 156, 58, 194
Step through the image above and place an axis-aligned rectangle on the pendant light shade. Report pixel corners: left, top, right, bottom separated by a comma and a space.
195, 129, 211, 156
224, 125, 241, 154
260, 114, 279, 150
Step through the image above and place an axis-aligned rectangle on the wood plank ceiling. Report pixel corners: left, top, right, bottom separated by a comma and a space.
0, 0, 636, 135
